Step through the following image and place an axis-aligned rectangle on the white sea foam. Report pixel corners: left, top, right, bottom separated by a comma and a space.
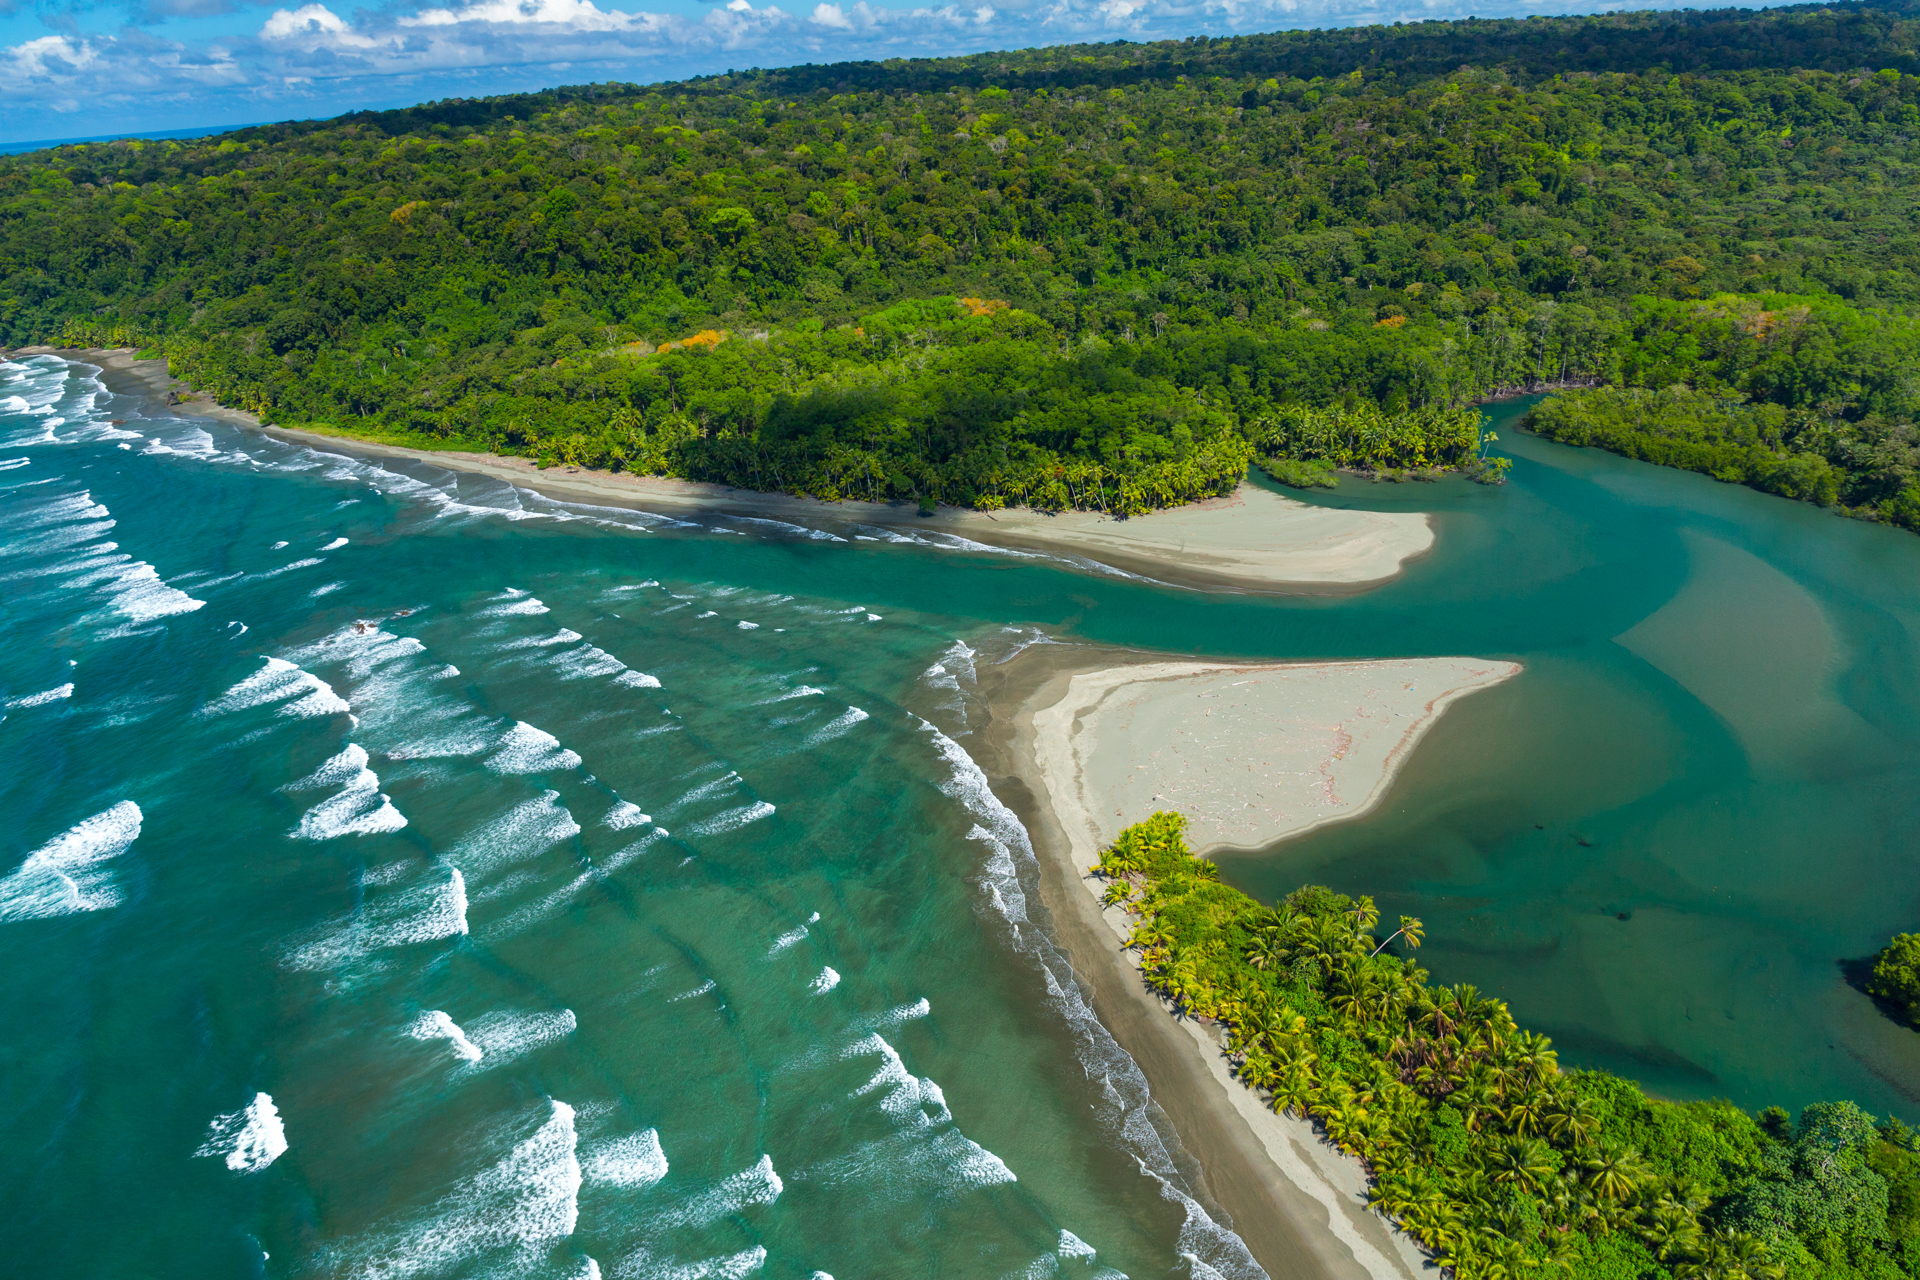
282, 864, 467, 968
657, 1155, 782, 1229
916, 715, 1264, 1280
605, 801, 652, 830
736, 621, 759, 630
767, 925, 808, 956
0, 800, 141, 922
582, 1129, 667, 1189
756, 685, 824, 705
479, 590, 551, 618
624, 1247, 768, 1280
195, 1092, 288, 1173
286, 743, 407, 839
616, 669, 663, 689
809, 966, 841, 995
486, 721, 583, 774
105, 561, 206, 621
0, 456, 27, 470
344, 1098, 580, 1280
408, 1010, 485, 1062
6, 682, 73, 708
321, 537, 349, 551
668, 979, 716, 1003
202, 657, 350, 720
684, 801, 775, 837
449, 792, 580, 878
271, 541, 289, 550
804, 707, 869, 748
464, 1008, 577, 1065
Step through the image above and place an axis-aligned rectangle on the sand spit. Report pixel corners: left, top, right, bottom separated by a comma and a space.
24, 347, 1435, 594
977, 644, 1519, 1280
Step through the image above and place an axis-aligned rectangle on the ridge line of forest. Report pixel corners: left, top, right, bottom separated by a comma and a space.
2, 3, 1917, 523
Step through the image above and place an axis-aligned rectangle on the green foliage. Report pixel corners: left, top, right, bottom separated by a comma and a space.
1256, 456, 1338, 490
1867, 934, 1920, 1027
1525, 293, 1920, 528
12, 8, 1920, 516
1094, 810, 1920, 1280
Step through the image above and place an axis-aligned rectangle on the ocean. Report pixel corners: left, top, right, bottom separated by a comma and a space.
7, 352, 1920, 1279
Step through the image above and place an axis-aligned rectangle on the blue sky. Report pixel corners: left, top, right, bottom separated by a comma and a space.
0, 0, 1781, 145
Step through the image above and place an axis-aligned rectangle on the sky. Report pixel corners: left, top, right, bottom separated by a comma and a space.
0, 0, 1790, 145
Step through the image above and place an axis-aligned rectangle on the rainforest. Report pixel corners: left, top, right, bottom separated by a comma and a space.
3, 4, 1920, 514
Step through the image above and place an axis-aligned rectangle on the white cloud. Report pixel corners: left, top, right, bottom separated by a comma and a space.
809, 2, 850, 27
403, 0, 644, 32
9, 35, 98, 80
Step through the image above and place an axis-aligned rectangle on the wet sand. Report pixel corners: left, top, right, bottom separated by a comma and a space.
24, 347, 1436, 595
974, 643, 1518, 1280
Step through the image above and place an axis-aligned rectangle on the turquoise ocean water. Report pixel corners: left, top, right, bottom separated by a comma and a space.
5, 354, 1920, 1278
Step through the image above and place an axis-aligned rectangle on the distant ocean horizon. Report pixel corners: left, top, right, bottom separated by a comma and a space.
0, 122, 267, 155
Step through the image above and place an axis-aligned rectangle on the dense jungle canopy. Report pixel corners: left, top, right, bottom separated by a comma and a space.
3, 2, 1920, 518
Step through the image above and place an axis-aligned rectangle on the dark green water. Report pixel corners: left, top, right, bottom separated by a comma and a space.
4, 359, 1919, 1280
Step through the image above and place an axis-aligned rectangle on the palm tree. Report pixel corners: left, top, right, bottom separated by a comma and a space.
1488, 1135, 1558, 1195
1584, 1143, 1649, 1204
1246, 927, 1290, 973
1546, 1095, 1601, 1150
1370, 914, 1425, 957
1502, 1086, 1551, 1138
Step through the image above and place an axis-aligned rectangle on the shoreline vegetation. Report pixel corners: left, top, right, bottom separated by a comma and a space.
1093, 814, 1920, 1280
986, 642, 1920, 1280
39, 346, 1439, 592
9, 7, 1920, 524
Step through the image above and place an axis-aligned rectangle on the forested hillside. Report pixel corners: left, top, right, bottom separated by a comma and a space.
4, 2, 1920, 516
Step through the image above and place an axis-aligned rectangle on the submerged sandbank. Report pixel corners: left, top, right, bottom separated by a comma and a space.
27, 347, 1435, 594
975, 643, 1518, 1280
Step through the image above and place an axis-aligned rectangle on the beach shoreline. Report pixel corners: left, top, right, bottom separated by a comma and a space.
18, 346, 1437, 596
972, 642, 1519, 1280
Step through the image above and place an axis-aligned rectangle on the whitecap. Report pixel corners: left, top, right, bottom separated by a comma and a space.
684, 801, 774, 837
6, 682, 73, 708
656, 1155, 782, 1229
343, 1098, 579, 1280
0, 456, 26, 470
448, 792, 579, 877
0, 800, 141, 922
485, 721, 583, 774
767, 925, 807, 956
582, 1129, 667, 1189
321, 537, 349, 551
615, 670, 663, 689
464, 1008, 577, 1065
195, 1092, 288, 1173
804, 707, 868, 748
408, 1010, 484, 1062
605, 801, 651, 830
810, 966, 841, 995
287, 745, 408, 839
917, 717, 1264, 1279
736, 621, 759, 631
109, 562, 206, 621
756, 685, 824, 705
202, 657, 349, 719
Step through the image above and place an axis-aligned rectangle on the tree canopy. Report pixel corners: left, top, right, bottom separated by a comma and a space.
6, 3, 1920, 515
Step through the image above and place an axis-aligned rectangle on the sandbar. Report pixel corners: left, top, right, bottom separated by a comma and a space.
973, 643, 1519, 1280
24, 347, 1435, 595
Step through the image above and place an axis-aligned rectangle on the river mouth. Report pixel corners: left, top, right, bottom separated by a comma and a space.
8, 356, 1920, 1280
1208, 396, 1920, 1115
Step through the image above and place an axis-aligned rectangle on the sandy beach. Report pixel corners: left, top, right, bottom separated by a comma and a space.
974, 643, 1519, 1280
21, 347, 1436, 595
